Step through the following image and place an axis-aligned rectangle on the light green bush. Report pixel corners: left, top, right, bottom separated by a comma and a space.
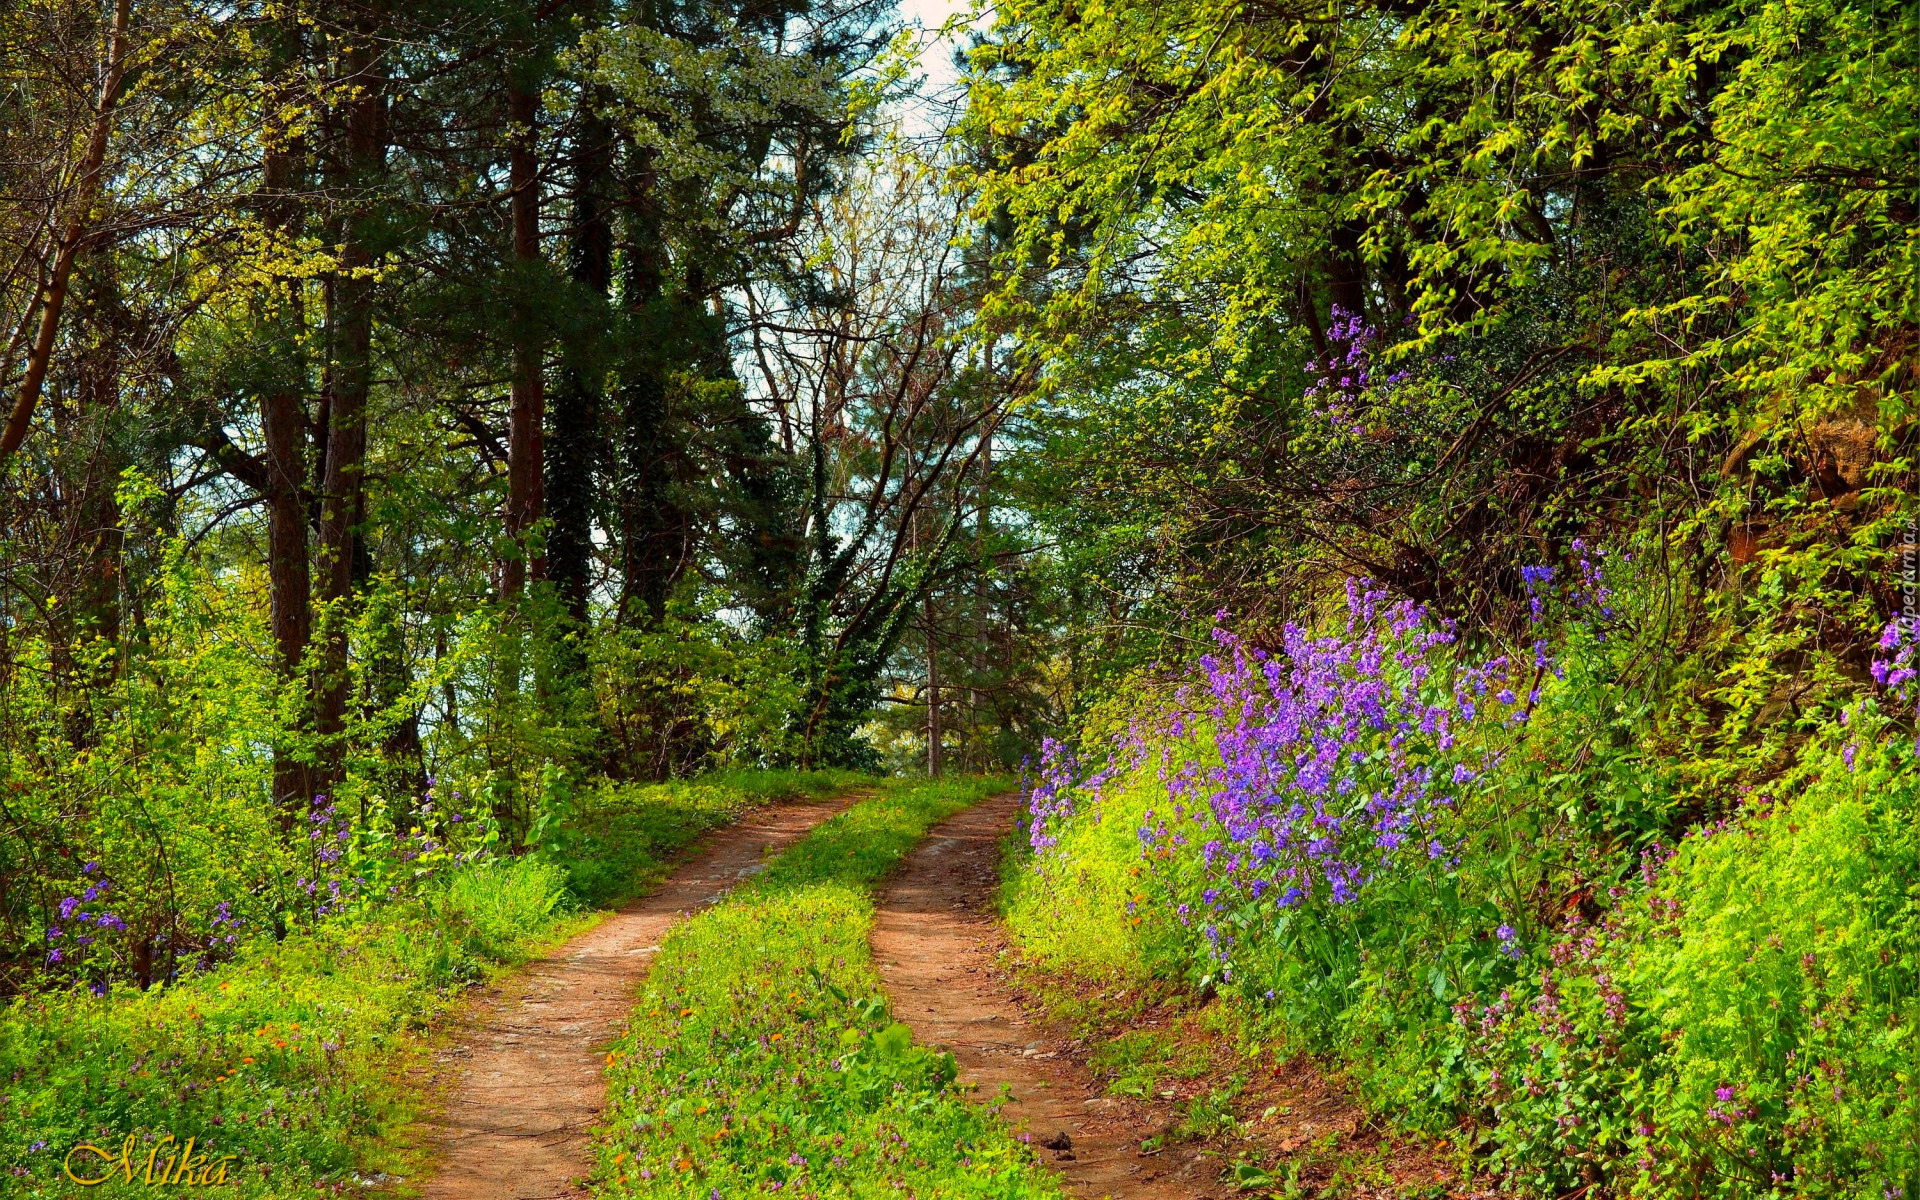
445, 856, 570, 960
1002, 768, 1188, 985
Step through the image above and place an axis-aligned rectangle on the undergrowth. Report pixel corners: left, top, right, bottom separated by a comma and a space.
1004, 552, 1920, 1198
0, 770, 853, 1197
591, 776, 1066, 1199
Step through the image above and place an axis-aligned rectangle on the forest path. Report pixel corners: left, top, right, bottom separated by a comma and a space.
418, 791, 863, 1200
873, 791, 1227, 1200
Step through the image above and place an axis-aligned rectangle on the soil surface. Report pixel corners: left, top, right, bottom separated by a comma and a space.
420, 792, 860, 1200
873, 791, 1224, 1199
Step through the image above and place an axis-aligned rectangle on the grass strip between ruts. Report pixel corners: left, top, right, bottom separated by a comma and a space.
591, 777, 1067, 1200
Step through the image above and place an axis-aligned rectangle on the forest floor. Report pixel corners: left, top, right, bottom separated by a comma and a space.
413, 790, 863, 1200
876, 791, 1471, 1200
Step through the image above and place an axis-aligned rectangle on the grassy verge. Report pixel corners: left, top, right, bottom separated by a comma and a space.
1, 770, 857, 1198
590, 776, 1066, 1199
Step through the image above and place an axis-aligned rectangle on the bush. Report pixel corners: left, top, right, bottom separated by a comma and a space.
1458, 715, 1920, 1197
445, 856, 569, 960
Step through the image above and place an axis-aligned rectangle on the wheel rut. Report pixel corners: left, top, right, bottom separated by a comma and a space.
420, 791, 860, 1200
873, 791, 1227, 1199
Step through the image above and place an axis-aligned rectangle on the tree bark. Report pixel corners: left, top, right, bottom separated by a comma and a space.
617, 147, 677, 625
502, 76, 544, 598
926, 597, 941, 778
0, 0, 134, 467
314, 17, 386, 780
546, 96, 612, 623
262, 31, 313, 824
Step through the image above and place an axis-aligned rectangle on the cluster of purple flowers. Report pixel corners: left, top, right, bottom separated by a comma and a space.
1872, 615, 1918, 695
41, 775, 509, 991
1303, 308, 1411, 434
44, 861, 126, 966
1028, 558, 1631, 981
1025, 737, 1136, 853
295, 793, 356, 917
1136, 580, 1533, 934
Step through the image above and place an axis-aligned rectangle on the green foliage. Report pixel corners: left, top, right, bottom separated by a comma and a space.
444, 855, 571, 960
1089, 1029, 1208, 1102
957, 0, 1915, 673
0, 865, 573, 1198
586, 595, 810, 779
1001, 768, 1188, 985
1455, 714, 1920, 1197
0, 550, 287, 992
592, 776, 1065, 1199
546, 770, 863, 908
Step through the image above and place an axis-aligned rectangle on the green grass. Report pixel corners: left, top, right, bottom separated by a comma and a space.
590, 776, 1067, 1199
556, 770, 865, 906
1089, 1028, 1207, 1100
0, 770, 856, 1198
999, 769, 1187, 988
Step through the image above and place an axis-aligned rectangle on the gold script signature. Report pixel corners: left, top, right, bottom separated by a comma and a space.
62, 1134, 236, 1187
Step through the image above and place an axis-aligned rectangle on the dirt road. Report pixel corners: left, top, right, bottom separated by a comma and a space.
872, 791, 1227, 1199
420, 792, 859, 1200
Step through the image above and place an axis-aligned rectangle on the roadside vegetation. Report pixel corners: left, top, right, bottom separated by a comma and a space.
1008, 559, 1919, 1197
590, 776, 1063, 1200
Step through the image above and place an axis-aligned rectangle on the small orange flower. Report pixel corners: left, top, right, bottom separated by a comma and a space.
241, 1056, 255, 1064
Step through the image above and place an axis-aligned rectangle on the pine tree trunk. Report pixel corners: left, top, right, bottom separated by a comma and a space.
262, 34, 312, 826
502, 76, 544, 598
926, 601, 941, 778
314, 20, 386, 782
546, 99, 613, 623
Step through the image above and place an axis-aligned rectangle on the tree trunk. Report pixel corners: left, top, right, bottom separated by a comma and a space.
546, 97, 613, 623
617, 148, 675, 625
502, 76, 544, 598
0, 0, 134, 467
926, 597, 941, 778
314, 20, 386, 782
262, 33, 313, 826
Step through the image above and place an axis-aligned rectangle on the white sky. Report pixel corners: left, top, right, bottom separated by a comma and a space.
894, 0, 973, 126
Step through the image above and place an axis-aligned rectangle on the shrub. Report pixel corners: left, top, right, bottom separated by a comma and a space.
1457, 712, 1920, 1197
445, 856, 570, 961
